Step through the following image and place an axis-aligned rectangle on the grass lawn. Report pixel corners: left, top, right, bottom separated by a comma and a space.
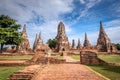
56, 55, 64, 59
98, 55, 120, 63
0, 66, 26, 80
88, 64, 120, 80
0, 55, 33, 60
88, 55, 120, 80
71, 55, 80, 60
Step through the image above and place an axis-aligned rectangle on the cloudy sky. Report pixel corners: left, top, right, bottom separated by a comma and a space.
0, 0, 120, 47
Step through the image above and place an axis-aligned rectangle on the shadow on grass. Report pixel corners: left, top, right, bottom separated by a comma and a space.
87, 64, 120, 74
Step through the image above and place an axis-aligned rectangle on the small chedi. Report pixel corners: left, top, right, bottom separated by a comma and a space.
72, 39, 76, 49
55, 21, 117, 52
16, 21, 117, 53
77, 38, 82, 50
97, 21, 117, 52
18, 24, 31, 54
83, 33, 91, 49
33, 32, 50, 52
33, 32, 44, 52
55, 22, 69, 52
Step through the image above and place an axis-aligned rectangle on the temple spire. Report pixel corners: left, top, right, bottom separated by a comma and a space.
39, 31, 41, 40
97, 21, 117, 52
33, 32, 43, 52
100, 21, 107, 36
55, 22, 69, 52
23, 24, 26, 33
72, 39, 76, 49
83, 33, 91, 49
33, 34, 38, 52
77, 38, 82, 49
18, 24, 31, 53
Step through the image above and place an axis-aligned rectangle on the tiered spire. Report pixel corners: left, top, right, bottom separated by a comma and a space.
33, 32, 43, 52
77, 38, 82, 49
83, 33, 91, 49
55, 22, 69, 51
19, 24, 31, 52
97, 21, 117, 52
33, 34, 38, 52
72, 39, 76, 49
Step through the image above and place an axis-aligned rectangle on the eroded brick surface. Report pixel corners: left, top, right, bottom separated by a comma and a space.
33, 56, 106, 80
33, 64, 106, 80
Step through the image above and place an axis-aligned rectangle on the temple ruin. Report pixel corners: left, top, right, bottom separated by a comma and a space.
77, 38, 82, 50
97, 21, 117, 52
18, 24, 31, 54
83, 33, 91, 49
72, 39, 76, 49
55, 22, 69, 52
33, 32, 43, 52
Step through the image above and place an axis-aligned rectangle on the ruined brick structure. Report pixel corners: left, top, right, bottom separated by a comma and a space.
18, 24, 31, 53
97, 21, 117, 52
83, 33, 91, 49
77, 38, 82, 50
55, 22, 69, 52
33, 32, 43, 52
72, 39, 76, 49
80, 51, 107, 65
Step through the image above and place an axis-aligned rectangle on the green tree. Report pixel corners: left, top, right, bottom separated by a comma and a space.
0, 15, 22, 53
47, 39, 57, 49
115, 43, 120, 50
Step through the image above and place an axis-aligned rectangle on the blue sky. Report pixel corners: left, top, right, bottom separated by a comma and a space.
0, 0, 120, 47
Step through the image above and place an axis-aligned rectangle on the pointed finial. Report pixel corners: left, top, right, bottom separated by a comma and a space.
100, 21, 105, 33
39, 31, 41, 39
23, 24, 26, 32
85, 32, 88, 40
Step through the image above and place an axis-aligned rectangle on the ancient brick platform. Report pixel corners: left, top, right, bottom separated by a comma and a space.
0, 61, 26, 66
7, 65, 46, 80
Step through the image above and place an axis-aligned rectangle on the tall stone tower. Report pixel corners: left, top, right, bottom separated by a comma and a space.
72, 39, 76, 49
97, 21, 117, 52
55, 22, 69, 52
77, 38, 82, 49
19, 24, 31, 52
33, 34, 38, 52
33, 32, 43, 52
83, 33, 91, 49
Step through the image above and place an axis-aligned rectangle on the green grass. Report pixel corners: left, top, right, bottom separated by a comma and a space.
0, 55, 33, 60
88, 64, 120, 80
71, 55, 80, 60
56, 55, 64, 59
0, 66, 26, 80
98, 55, 120, 63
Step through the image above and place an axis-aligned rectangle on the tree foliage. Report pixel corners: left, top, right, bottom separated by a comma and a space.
47, 39, 57, 49
0, 15, 22, 53
115, 43, 120, 50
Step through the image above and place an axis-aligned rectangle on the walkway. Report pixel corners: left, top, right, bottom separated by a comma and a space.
32, 56, 107, 80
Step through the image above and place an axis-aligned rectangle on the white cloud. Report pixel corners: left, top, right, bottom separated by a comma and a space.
87, 20, 120, 45
104, 19, 120, 27
80, 0, 85, 4
0, 0, 73, 23
26, 20, 72, 48
68, 19, 120, 46
0, 0, 74, 48
71, 0, 101, 25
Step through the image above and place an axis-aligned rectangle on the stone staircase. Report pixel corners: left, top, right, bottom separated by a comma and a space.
7, 65, 46, 80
